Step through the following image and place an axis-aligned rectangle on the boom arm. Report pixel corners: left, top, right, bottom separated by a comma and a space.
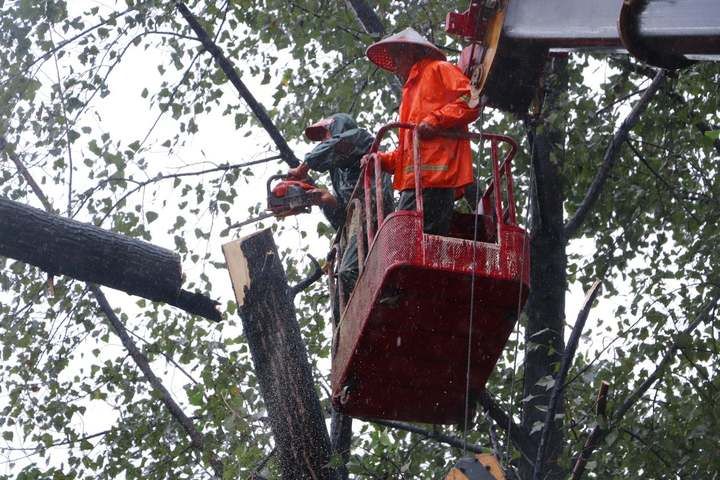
448, 0, 720, 113
505, 0, 720, 58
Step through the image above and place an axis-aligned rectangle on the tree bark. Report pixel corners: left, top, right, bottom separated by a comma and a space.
344, 0, 385, 37
223, 229, 337, 480
521, 130, 567, 480
519, 58, 570, 480
0, 197, 220, 320
330, 410, 352, 480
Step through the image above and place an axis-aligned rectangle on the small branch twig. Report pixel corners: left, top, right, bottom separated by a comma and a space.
613, 295, 717, 422
49, 30, 75, 216
75, 154, 281, 219
4, 5, 139, 85
564, 70, 667, 238
533, 280, 602, 480
0, 137, 54, 212
249, 447, 276, 479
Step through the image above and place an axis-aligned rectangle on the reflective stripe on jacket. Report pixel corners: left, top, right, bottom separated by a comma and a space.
378, 59, 479, 191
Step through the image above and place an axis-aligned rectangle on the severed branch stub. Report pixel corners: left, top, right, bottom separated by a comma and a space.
223, 229, 337, 480
570, 381, 610, 480
289, 254, 323, 300
0, 197, 221, 321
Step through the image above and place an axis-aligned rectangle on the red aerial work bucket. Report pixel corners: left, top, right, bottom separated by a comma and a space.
330, 124, 529, 424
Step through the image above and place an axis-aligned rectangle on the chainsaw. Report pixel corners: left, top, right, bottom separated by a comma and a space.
225, 174, 322, 231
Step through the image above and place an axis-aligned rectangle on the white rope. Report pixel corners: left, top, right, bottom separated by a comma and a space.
503, 132, 533, 465
462, 108, 485, 454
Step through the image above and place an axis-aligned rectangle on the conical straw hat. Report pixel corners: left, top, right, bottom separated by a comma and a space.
366, 27, 446, 73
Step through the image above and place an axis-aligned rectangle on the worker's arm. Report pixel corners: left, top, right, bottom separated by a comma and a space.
376, 149, 398, 173
304, 129, 373, 172
421, 62, 479, 130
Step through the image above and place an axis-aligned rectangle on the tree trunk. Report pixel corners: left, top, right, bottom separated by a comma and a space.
223, 229, 337, 480
0, 197, 220, 321
518, 57, 570, 480
521, 130, 567, 480
330, 405, 352, 480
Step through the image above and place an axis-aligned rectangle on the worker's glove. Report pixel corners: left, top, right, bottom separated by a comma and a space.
308, 188, 338, 209
287, 163, 310, 180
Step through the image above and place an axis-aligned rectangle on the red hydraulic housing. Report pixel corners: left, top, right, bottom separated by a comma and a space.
330, 124, 530, 424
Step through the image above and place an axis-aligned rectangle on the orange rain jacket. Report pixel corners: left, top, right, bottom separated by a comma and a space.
378, 59, 479, 191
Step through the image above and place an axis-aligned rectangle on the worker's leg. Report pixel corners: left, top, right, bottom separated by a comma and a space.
338, 233, 359, 301
397, 188, 455, 235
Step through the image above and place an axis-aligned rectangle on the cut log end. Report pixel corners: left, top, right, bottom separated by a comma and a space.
222, 237, 254, 308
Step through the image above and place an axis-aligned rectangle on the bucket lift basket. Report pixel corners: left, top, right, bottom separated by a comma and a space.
329, 123, 530, 424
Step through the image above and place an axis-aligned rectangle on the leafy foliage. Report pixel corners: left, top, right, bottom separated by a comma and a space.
0, 1, 719, 479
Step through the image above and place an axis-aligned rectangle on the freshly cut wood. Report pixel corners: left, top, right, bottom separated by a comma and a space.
0, 197, 220, 321
223, 229, 337, 480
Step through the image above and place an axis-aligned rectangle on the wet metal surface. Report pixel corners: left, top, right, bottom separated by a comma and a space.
505, 0, 720, 54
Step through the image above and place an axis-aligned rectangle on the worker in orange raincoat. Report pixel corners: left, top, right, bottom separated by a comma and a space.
366, 28, 480, 235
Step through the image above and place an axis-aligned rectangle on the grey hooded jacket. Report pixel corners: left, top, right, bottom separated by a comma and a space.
304, 113, 393, 229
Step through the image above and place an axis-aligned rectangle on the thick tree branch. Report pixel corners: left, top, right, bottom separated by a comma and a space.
370, 419, 486, 454
344, 0, 385, 38
570, 382, 610, 480
4, 148, 224, 477
174, 1, 299, 167
533, 280, 602, 480
223, 230, 337, 479
92, 285, 224, 478
564, 70, 667, 239
0, 197, 222, 321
